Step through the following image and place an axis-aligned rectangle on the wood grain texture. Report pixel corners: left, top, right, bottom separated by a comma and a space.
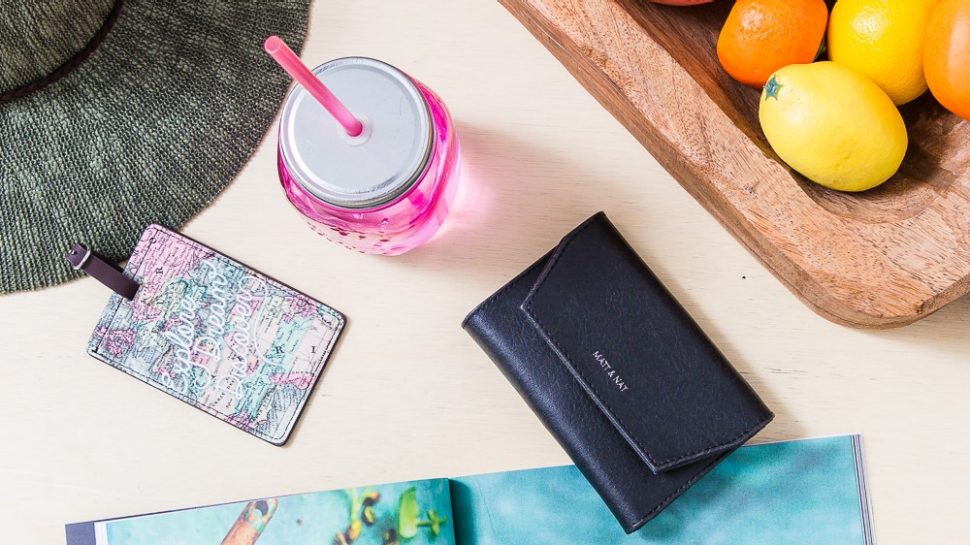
499, 0, 970, 328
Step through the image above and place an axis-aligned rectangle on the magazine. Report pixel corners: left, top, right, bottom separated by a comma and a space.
66, 435, 873, 545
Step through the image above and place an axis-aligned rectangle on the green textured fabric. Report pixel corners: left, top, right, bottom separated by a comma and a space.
0, 0, 115, 92
0, 0, 310, 293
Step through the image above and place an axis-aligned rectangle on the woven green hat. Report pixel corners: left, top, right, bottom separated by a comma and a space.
0, 0, 310, 293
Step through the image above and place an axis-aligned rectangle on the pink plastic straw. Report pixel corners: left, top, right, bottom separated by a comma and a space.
264, 35, 363, 137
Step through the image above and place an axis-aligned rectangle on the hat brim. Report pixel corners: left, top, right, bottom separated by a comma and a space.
0, 0, 310, 293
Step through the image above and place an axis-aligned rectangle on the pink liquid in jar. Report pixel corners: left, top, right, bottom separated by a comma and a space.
277, 57, 460, 255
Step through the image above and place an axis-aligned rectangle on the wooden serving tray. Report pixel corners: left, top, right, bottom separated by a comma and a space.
501, 0, 970, 328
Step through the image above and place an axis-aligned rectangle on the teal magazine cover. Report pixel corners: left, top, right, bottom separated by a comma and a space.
450, 435, 873, 545
66, 436, 872, 545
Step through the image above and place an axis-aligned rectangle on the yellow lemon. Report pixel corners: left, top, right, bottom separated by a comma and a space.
759, 62, 907, 192
828, 0, 939, 105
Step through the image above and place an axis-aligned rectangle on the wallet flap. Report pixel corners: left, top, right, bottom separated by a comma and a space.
521, 213, 771, 473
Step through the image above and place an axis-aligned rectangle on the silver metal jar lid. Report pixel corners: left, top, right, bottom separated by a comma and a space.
279, 57, 433, 209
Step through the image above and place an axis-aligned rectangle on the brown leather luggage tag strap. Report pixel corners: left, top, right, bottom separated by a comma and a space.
65, 243, 139, 300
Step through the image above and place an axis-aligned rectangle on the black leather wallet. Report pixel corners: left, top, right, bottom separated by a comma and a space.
463, 212, 773, 533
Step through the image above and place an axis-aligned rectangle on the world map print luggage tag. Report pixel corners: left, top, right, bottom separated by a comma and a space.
67, 224, 344, 445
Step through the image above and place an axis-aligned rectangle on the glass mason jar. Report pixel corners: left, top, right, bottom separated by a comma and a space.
277, 57, 460, 255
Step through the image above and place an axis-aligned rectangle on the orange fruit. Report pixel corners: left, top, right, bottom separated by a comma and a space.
717, 0, 829, 88
923, 0, 970, 120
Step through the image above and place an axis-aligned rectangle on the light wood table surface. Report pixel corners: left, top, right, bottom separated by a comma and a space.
2, 2, 967, 542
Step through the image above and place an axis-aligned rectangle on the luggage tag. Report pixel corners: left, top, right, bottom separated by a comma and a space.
66, 224, 344, 445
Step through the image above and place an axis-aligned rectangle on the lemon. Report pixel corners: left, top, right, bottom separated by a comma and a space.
828, 0, 938, 105
759, 62, 907, 192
